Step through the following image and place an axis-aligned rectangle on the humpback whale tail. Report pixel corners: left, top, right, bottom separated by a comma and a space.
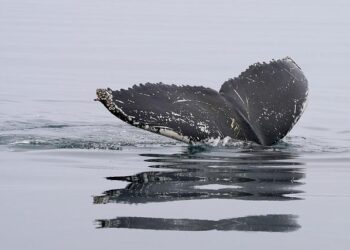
96, 57, 308, 146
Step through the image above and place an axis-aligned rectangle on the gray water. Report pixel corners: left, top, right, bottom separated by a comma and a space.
1, 0, 350, 249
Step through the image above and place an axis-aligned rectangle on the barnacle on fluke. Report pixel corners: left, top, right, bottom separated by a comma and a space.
96, 57, 308, 146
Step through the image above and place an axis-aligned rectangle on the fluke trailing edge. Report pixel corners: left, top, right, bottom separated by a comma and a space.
96, 57, 308, 146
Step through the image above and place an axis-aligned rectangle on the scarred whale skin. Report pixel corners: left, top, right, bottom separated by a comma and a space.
96, 57, 308, 146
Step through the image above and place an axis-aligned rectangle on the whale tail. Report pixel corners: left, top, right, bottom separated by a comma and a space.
96, 57, 308, 146
220, 57, 308, 145
96, 84, 240, 143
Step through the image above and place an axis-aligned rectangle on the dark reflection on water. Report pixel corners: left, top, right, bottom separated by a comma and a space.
96, 215, 300, 232
94, 146, 305, 232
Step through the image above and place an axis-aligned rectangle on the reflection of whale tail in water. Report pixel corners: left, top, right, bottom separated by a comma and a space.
93, 148, 305, 232
93, 165, 304, 204
96, 57, 308, 145
96, 215, 300, 232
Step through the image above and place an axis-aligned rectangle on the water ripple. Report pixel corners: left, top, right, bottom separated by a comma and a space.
0, 119, 349, 153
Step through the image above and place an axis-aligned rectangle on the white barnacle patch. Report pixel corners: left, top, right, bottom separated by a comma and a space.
245, 96, 250, 120
293, 99, 298, 115
173, 117, 187, 124
290, 95, 309, 129
261, 107, 270, 120
230, 118, 241, 137
230, 118, 235, 128
157, 127, 190, 143
173, 99, 190, 103
96, 88, 133, 121
114, 99, 124, 104
149, 116, 157, 120
128, 116, 135, 122
197, 121, 210, 134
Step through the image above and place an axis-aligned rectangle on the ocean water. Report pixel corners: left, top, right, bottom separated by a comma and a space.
1, 0, 350, 249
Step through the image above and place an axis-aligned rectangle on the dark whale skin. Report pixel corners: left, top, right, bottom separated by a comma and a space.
96, 57, 308, 146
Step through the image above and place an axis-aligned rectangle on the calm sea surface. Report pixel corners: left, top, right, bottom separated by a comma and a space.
1, 0, 350, 249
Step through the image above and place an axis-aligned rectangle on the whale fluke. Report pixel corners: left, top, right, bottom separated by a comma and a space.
96, 57, 308, 146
